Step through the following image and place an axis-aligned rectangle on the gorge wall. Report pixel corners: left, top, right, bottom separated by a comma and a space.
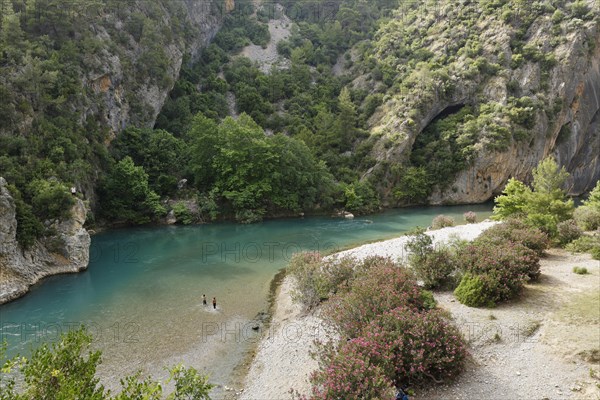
361, 1, 600, 205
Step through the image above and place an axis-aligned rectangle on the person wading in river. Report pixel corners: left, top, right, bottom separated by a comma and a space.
212, 297, 217, 310
202, 294, 207, 306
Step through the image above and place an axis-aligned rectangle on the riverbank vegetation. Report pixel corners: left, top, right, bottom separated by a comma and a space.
0, 328, 213, 399
288, 254, 466, 398
1, 0, 598, 245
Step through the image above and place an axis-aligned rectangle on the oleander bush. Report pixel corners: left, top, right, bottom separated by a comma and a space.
557, 219, 583, 245
476, 219, 549, 256
431, 215, 455, 230
323, 259, 426, 338
287, 253, 369, 310
464, 211, 478, 224
453, 241, 540, 307
306, 308, 466, 399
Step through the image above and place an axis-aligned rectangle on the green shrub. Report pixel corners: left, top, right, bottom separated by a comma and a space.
454, 273, 493, 307
566, 235, 600, 256
477, 219, 549, 256
172, 202, 194, 225
453, 241, 540, 307
557, 219, 583, 245
431, 215, 455, 229
323, 259, 426, 338
411, 247, 458, 289
29, 179, 75, 221
592, 247, 600, 260
572, 266, 588, 275
287, 253, 358, 310
574, 206, 600, 231
0, 327, 213, 399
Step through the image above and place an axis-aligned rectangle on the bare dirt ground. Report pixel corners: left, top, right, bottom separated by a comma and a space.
419, 249, 600, 400
240, 3, 291, 73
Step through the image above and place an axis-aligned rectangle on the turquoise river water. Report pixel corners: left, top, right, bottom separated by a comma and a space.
0, 204, 492, 395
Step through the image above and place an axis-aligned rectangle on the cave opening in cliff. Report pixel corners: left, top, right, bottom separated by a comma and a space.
409, 103, 471, 192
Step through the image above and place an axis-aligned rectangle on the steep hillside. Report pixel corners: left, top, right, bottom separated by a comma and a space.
0, 0, 226, 302
353, 0, 599, 205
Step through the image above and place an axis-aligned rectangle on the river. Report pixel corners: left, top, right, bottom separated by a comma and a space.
0, 204, 492, 396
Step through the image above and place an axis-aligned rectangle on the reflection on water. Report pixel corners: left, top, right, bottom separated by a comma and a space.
0, 204, 492, 396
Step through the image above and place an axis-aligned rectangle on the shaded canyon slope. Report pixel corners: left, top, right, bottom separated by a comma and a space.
0, 0, 228, 303
360, 1, 600, 205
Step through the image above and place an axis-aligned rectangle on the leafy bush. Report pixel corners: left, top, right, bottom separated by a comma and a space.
287, 253, 357, 310
463, 211, 477, 224
566, 234, 600, 257
592, 247, 600, 260
572, 266, 588, 275
454, 273, 492, 307
477, 219, 549, 256
0, 327, 213, 399
323, 259, 426, 338
411, 247, 457, 289
431, 215, 455, 229
557, 219, 583, 245
307, 308, 466, 399
573, 206, 600, 231
453, 241, 540, 307
172, 202, 194, 225
29, 179, 75, 221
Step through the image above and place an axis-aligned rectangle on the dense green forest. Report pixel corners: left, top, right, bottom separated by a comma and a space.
0, 0, 597, 247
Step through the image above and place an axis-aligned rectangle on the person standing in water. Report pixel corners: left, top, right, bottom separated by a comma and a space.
202, 294, 207, 306
212, 297, 217, 309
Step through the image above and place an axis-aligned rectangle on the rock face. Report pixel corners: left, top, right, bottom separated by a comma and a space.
83, 0, 227, 136
0, 178, 91, 303
364, 2, 600, 205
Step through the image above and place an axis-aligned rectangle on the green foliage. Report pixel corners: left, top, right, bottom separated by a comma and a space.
557, 219, 583, 245
0, 327, 214, 400
431, 215, 455, 230
572, 266, 588, 275
98, 157, 166, 225
172, 202, 194, 225
7, 184, 44, 249
477, 219, 549, 256
566, 234, 600, 259
110, 128, 185, 196
454, 273, 492, 307
28, 179, 75, 221
393, 166, 432, 204
574, 206, 600, 231
493, 158, 574, 236
187, 114, 335, 223
341, 181, 380, 214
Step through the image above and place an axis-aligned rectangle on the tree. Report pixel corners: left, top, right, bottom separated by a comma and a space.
99, 157, 165, 224
493, 157, 574, 236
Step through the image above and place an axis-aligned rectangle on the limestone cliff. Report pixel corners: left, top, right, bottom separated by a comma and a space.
0, 177, 90, 304
361, 1, 600, 205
